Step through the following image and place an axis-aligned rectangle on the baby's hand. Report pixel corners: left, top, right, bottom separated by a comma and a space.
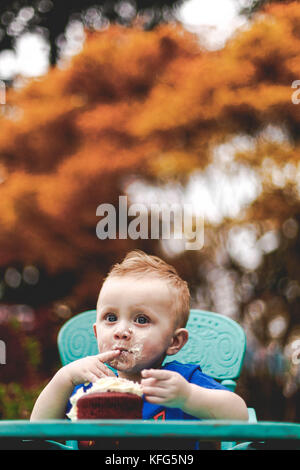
141, 369, 191, 409
60, 350, 121, 386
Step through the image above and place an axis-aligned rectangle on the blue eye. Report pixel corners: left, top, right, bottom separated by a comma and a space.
136, 315, 149, 324
105, 313, 117, 322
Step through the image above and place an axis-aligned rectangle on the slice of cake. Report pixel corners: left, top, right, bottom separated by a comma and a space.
77, 391, 142, 419
67, 376, 143, 421
67, 377, 143, 449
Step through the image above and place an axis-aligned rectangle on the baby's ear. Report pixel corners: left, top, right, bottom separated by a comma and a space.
166, 328, 189, 356
93, 323, 97, 338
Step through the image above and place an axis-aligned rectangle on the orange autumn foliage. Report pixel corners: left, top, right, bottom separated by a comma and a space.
0, 3, 300, 305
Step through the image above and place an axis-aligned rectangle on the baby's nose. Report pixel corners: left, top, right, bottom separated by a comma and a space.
113, 324, 132, 340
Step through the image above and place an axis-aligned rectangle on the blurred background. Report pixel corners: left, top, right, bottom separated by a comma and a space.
0, 0, 299, 422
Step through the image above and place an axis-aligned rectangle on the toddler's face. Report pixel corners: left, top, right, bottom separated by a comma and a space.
94, 276, 179, 381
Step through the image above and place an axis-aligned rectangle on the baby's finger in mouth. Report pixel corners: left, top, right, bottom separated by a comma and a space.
97, 349, 120, 362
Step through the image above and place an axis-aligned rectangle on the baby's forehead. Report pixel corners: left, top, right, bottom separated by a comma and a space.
97, 275, 176, 311
99, 274, 172, 293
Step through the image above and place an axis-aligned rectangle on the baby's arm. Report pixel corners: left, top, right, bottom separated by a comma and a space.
30, 350, 120, 420
141, 369, 248, 421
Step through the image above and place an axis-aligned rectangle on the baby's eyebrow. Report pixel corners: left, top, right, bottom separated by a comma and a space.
97, 306, 118, 317
132, 305, 158, 317
98, 304, 118, 311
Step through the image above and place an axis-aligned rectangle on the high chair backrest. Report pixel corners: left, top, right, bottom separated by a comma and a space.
57, 309, 246, 390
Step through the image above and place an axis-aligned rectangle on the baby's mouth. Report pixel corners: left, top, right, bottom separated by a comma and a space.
111, 344, 143, 361
113, 346, 131, 355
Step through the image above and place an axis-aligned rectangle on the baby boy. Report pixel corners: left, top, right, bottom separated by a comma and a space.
31, 250, 248, 422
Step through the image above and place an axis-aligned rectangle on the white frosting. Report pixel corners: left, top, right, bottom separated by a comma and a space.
66, 377, 142, 421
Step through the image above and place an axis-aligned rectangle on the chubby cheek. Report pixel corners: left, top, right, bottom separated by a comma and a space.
132, 337, 164, 366
95, 329, 111, 354
98, 341, 109, 354
129, 341, 147, 363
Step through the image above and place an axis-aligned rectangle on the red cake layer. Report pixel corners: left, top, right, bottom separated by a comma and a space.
77, 391, 143, 420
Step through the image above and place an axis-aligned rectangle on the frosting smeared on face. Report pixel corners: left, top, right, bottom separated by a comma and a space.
94, 276, 180, 381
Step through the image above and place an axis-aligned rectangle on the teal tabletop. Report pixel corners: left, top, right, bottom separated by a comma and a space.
0, 420, 299, 441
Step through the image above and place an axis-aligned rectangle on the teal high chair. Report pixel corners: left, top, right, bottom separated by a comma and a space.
55, 308, 257, 450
